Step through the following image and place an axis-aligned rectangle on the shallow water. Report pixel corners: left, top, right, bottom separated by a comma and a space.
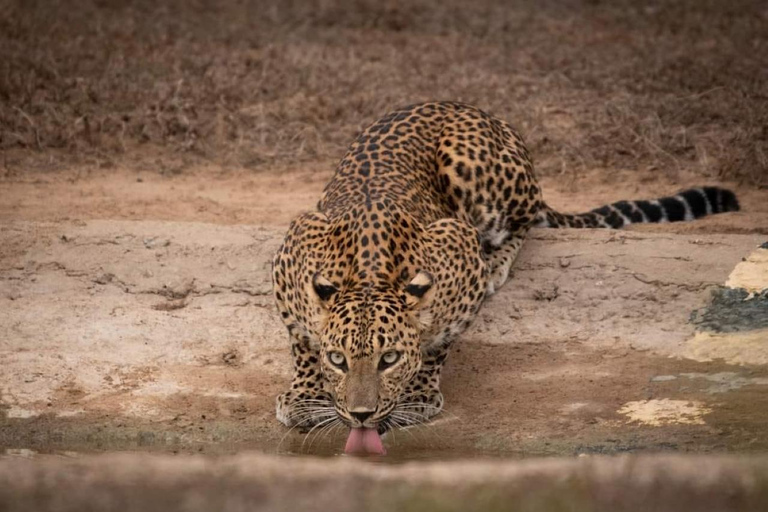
1, 443, 518, 465
277, 445, 517, 464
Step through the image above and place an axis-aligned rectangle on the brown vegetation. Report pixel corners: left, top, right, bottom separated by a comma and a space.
1, 0, 766, 184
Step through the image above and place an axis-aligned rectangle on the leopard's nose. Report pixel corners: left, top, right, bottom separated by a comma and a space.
350, 410, 374, 423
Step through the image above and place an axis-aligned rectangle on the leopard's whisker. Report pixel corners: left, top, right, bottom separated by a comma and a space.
386, 415, 418, 441
397, 402, 464, 423
285, 408, 335, 425
394, 401, 460, 420
391, 406, 439, 421
308, 416, 341, 451
389, 412, 442, 444
319, 419, 345, 448
301, 415, 339, 452
285, 405, 334, 416
276, 418, 308, 453
389, 411, 437, 434
384, 418, 397, 444
276, 404, 337, 453
389, 411, 428, 425
389, 410, 428, 426
286, 414, 336, 430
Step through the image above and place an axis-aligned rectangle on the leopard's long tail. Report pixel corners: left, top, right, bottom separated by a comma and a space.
535, 186, 740, 229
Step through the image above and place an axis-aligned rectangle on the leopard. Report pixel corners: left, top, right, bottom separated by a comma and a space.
272, 101, 739, 437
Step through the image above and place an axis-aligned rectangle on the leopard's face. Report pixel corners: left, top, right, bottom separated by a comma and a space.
312, 273, 433, 428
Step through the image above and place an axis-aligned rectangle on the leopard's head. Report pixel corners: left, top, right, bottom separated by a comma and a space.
310, 270, 434, 429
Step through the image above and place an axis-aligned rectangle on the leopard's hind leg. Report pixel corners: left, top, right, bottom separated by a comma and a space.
435, 111, 541, 295
483, 233, 527, 296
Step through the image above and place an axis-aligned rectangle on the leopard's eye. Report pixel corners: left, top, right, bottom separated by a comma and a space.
328, 351, 347, 369
378, 351, 401, 370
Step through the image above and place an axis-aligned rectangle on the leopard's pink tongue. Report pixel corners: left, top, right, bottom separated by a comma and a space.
344, 428, 386, 455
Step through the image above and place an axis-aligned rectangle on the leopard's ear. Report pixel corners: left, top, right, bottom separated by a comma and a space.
311, 272, 338, 303
403, 270, 434, 309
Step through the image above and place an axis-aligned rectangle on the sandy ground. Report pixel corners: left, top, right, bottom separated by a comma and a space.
1, 166, 767, 458
3, 164, 768, 232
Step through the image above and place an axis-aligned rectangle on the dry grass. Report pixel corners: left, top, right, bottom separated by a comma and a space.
1, 0, 766, 184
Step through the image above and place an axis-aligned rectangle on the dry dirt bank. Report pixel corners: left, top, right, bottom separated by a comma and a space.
2, 211, 766, 457
2, 166, 767, 233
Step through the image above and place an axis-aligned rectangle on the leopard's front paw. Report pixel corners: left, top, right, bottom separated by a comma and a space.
275, 391, 297, 427
417, 389, 445, 420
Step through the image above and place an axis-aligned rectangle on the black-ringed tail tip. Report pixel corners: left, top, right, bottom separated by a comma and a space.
536, 186, 740, 229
